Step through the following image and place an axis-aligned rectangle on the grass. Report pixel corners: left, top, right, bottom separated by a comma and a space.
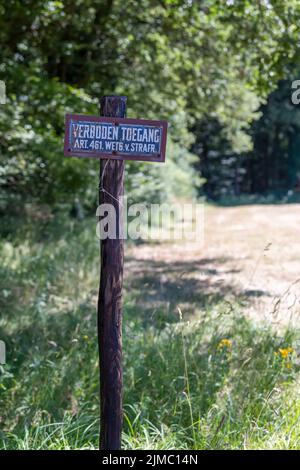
0, 210, 300, 450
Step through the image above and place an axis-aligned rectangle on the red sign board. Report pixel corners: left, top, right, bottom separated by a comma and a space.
64, 114, 168, 163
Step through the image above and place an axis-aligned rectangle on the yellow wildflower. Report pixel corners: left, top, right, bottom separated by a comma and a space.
278, 347, 294, 359
218, 339, 232, 350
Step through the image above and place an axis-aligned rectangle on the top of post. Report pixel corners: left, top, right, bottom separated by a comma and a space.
100, 96, 127, 118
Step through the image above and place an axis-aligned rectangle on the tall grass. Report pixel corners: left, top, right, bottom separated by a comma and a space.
0, 212, 300, 449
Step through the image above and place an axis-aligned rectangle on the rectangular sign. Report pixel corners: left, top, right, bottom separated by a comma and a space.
64, 114, 168, 162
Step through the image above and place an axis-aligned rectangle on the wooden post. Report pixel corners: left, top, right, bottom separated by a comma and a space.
98, 95, 127, 450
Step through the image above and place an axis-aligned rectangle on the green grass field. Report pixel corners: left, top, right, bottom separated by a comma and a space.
1, 211, 300, 450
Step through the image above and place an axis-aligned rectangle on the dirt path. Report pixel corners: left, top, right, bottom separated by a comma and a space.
125, 204, 300, 326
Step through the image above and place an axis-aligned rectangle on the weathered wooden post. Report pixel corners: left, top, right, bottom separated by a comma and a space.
64, 100, 167, 451
98, 96, 126, 450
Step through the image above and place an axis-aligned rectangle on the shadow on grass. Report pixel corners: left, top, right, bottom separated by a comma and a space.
124, 256, 269, 328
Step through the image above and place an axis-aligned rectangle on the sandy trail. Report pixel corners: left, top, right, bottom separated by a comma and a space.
125, 204, 300, 326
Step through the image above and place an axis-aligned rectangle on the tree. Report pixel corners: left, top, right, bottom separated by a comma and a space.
1, 0, 300, 206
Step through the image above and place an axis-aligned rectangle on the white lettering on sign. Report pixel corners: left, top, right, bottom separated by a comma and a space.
71, 123, 160, 144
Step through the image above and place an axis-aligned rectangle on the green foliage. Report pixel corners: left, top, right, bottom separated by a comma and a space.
193, 75, 300, 200
0, 76, 99, 204
126, 138, 202, 204
249, 77, 300, 193
1, 1, 300, 205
